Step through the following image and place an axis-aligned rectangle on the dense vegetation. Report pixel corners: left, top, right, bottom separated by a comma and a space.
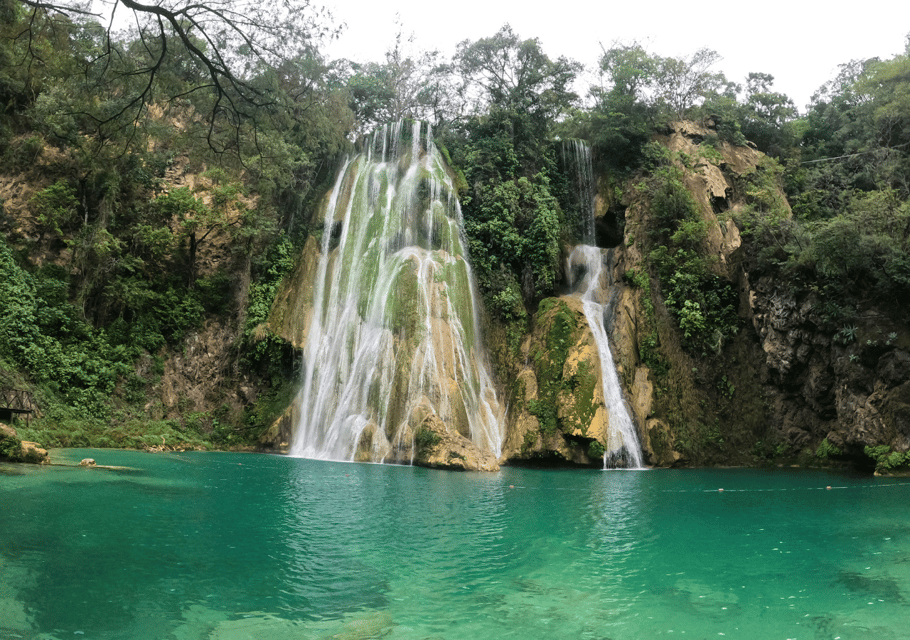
1, 0, 908, 460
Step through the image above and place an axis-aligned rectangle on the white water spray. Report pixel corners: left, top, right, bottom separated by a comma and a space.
567, 246, 644, 469
561, 140, 597, 245
289, 122, 504, 464
563, 139, 643, 469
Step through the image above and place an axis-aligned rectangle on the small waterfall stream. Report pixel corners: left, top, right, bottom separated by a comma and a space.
289, 121, 504, 463
567, 246, 644, 468
561, 140, 597, 245
564, 140, 644, 469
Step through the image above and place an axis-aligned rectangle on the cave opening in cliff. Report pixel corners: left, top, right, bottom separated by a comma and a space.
595, 205, 625, 248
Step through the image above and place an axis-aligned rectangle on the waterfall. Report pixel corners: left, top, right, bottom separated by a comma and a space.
561, 140, 596, 245
567, 246, 644, 469
563, 139, 643, 469
289, 121, 504, 464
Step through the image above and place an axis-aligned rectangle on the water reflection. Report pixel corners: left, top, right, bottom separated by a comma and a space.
4, 453, 910, 640
273, 458, 389, 619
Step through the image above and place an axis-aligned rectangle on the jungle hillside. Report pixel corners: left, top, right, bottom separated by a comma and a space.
1, 0, 908, 470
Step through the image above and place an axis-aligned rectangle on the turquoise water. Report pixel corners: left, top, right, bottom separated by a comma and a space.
2, 450, 909, 639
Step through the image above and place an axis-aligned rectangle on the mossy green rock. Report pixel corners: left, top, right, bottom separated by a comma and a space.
502, 297, 614, 465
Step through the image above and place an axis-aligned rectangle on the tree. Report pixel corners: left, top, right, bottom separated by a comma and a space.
575, 42, 659, 170
453, 24, 580, 125
153, 183, 237, 289
595, 41, 656, 106
340, 28, 458, 136
739, 72, 797, 154
7, 0, 340, 155
652, 48, 725, 119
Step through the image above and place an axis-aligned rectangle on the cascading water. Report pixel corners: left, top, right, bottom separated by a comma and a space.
561, 140, 597, 245
289, 121, 504, 464
564, 140, 644, 469
567, 246, 644, 469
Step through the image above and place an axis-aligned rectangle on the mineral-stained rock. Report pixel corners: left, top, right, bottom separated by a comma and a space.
1, 423, 16, 441
259, 403, 294, 453
500, 296, 618, 465
410, 399, 500, 472
0, 424, 48, 464
19, 441, 48, 464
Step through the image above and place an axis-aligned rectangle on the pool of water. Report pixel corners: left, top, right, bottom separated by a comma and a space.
2, 449, 908, 639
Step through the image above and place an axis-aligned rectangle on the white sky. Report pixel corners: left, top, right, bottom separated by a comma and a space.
323, 0, 910, 113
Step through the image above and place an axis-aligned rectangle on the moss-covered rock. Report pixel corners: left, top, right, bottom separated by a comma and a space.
407, 398, 500, 471
501, 296, 618, 466
0, 423, 48, 464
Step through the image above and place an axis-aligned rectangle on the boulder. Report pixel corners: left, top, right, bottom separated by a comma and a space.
410, 400, 500, 472
1, 424, 48, 464
19, 441, 48, 464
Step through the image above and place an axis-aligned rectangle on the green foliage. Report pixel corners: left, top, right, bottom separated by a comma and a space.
447, 104, 566, 328
463, 174, 562, 300
528, 399, 558, 435
623, 268, 665, 373
642, 162, 740, 354
33, 180, 79, 238
864, 445, 910, 472
588, 440, 605, 459
18, 415, 212, 451
454, 24, 581, 127
738, 164, 910, 315
815, 438, 842, 459
834, 325, 859, 344
583, 43, 657, 170
527, 299, 581, 436
415, 426, 442, 452
1, 237, 125, 418
593, 43, 728, 121
521, 430, 538, 455
0, 431, 24, 461
716, 374, 735, 399
240, 235, 299, 383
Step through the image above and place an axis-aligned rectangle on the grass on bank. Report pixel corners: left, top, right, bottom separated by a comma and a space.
14, 416, 214, 451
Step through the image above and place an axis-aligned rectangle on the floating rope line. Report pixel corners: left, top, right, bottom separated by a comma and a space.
659, 482, 910, 494
497, 482, 910, 494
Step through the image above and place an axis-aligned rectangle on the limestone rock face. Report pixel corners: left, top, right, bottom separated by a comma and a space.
259, 403, 294, 453
501, 296, 621, 466
150, 317, 259, 435
658, 120, 768, 273
268, 234, 320, 347
748, 276, 910, 456
411, 407, 500, 472
19, 442, 48, 464
1, 423, 16, 441
609, 119, 787, 466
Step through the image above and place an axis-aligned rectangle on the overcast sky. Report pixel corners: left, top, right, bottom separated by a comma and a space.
323, 0, 910, 113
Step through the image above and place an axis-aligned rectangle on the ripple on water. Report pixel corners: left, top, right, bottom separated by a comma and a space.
2, 456, 910, 639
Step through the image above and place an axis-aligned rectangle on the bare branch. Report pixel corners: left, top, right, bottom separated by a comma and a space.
6, 0, 341, 160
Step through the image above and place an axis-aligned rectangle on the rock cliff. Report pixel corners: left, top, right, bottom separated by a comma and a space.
261, 120, 907, 472
609, 120, 909, 469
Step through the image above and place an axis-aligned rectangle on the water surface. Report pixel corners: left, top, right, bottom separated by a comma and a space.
2, 450, 908, 639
